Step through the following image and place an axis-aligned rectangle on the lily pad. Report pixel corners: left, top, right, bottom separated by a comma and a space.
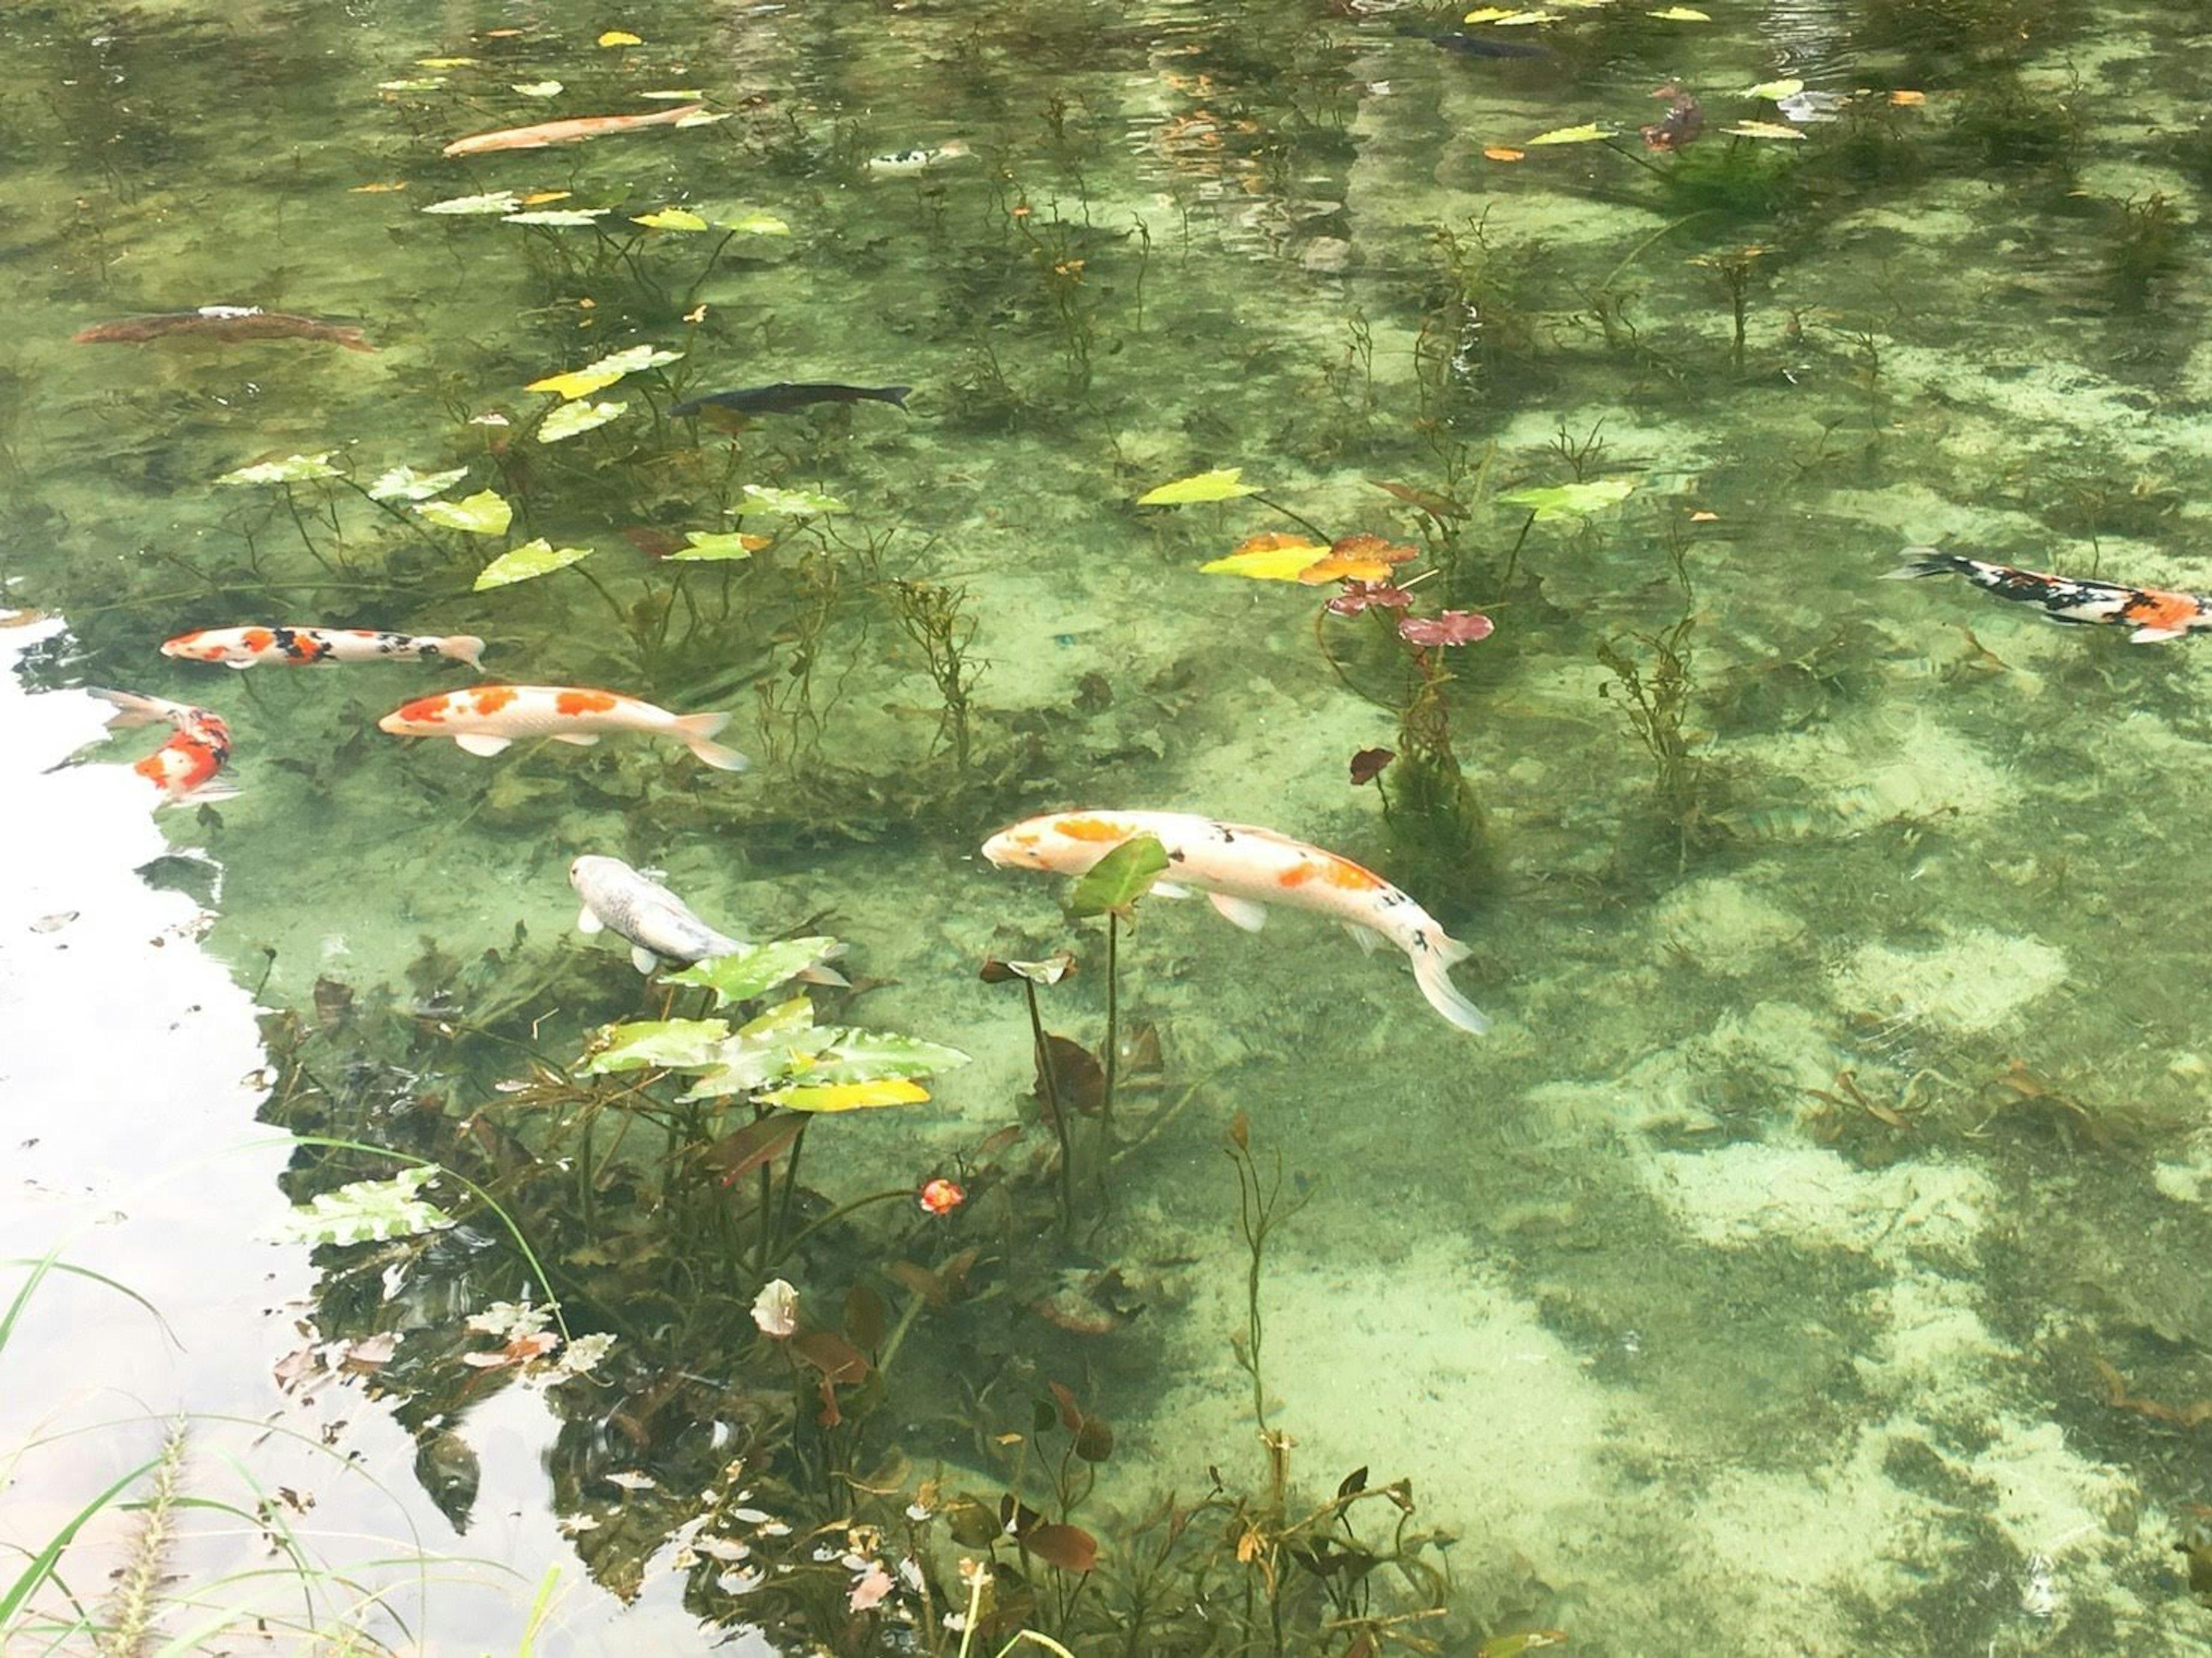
1524, 123, 1613, 146
368, 464, 469, 502
761, 1079, 931, 1113
1722, 120, 1808, 141
1200, 537, 1325, 581
537, 400, 627, 443
665, 938, 843, 1005
741, 483, 848, 517
474, 538, 594, 590
527, 343, 680, 400
268, 1167, 453, 1247
512, 80, 563, 97
422, 191, 522, 216
1746, 77, 1806, 101
664, 530, 769, 562
414, 489, 513, 535
1069, 834, 1169, 919
216, 453, 342, 487
717, 209, 791, 236
597, 28, 643, 45
632, 207, 710, 231
579, 1018, 729, 1075
1496, 477, 1638, 519
774, 1027, 972, 1086
1137, 467, 1259, 506
503, 208, 607, 226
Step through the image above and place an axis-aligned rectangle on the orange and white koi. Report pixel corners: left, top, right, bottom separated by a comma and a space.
87, 688, 239, 806
980, 809, 1489, 1035
442, 104, 707, 157
162, 624, 484, 670
377, 684, 748, 769
1886, 548, 2212, 643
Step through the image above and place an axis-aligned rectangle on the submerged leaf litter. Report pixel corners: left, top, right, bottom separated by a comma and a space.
7, 0, 2212, 1651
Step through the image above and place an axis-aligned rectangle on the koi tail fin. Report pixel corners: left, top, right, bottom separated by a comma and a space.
443, 635, 487, 669
1884, 548, 1962, 581
675, 710, 751, 772
1411, 932, 1490, 1036
872, 386, 913, 409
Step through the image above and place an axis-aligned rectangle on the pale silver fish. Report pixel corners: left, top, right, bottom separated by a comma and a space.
568, 855, 845, 982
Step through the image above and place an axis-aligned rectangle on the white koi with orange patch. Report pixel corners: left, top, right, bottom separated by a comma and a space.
163, 625, 483, 669
377, 684, 748, 769
87, 689, 239, 806
981, 810, 1490, 1035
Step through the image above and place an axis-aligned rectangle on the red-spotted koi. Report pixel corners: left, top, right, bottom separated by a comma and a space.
1886, 548, 2212, 643
162, 625, 484, 670
87, 689, 239, 806
442, 104, 708, 157
377, 684, 748, 769
980, 809, 1489, 1034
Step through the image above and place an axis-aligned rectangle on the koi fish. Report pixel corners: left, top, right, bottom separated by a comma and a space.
162, 625, 484, 670
669, 382, 911, 418
71, 306, 376, 352
1885, 548, 2212, 643
441, 103, 707, 157
569, 854, 846, 980
980, 810, 1489, 1035
86, 689, 239, 806
377, 684, 749, 768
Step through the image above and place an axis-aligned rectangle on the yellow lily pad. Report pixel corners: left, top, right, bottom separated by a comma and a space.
1724, 120, 1808, 139
1137, 467, 1260, 506
597, 29, 643, 45
762, 1079, 931, 1112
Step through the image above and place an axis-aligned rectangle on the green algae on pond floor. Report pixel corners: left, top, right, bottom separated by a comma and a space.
9, 0, 2212, 1651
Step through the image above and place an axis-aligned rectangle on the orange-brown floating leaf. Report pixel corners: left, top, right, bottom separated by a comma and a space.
1483, 145, 1526, 161
1889, 89, 1925, 105
1690, 509, 1719, 522
350, 180, 410, 193
1020, 1522, 1099, 1573
463, 1331, 560, 1368
704, 1113, 806, 1185
1235, 530, 1323, 553
622, 526, 685, 559
793, 1328, 870, 1384
519, 189, 573, 206
1350, 747, 1396, 786
1328, 532, 1419, 563
1048, 1379, 1084, 1432
1039, 1034, 1106, 1117
1300, 550, 1393, 583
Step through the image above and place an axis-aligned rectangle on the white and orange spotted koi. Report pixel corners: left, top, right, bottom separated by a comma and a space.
980, 809, 1490, 1034
163, 625, 483, 670
87, 688, 240, 807
376, 684, 748, 769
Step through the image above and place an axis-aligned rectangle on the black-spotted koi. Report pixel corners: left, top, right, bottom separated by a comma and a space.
1885, 548, 2212, 643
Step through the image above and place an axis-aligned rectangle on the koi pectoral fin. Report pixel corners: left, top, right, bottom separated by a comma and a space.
1207, 892, 1270, 932
454, 732, 513, 756
1341, 922, 1381, 955
630, 946, 661, 974
577, 906, 605, 935
2130, 624, 2188, 643
552, 732, 601, 745
1152, 881, 1198, 900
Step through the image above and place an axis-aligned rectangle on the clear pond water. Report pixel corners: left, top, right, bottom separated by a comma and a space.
6, 0, 2212, 1652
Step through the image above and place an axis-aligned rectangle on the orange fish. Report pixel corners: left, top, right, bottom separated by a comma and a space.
163, 625, 483, 670
377, 684, 748, 769
981, 809, 1488, 1034
71, 306, 375, 352
88, 689, 239, 806
441, 103, 707, 157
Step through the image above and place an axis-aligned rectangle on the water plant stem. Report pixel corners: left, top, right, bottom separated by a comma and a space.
1024, 981, 1076, 1239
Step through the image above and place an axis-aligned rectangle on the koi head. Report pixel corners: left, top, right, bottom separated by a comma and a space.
379, 693, 451, 735
982, 813, 1132, 874
160, 630, 222, 661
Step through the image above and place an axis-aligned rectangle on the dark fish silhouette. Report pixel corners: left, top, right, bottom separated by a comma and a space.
1399, 25, 1555, 59
73, 305, 375, 352
669, 382, 911, 418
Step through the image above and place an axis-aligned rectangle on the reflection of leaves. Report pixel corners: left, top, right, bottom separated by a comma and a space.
537, 400, 627, 443
415, 490, 513, 534
216, 452, 340, 487
1069, 835, 1168, 919
665, 939, 841, 1004
475, 538, 594, 591
741, 483, 847, 516
368, 464, 469, 502
1137, 467, 1257, 506
1496, 477, 1637, 518
268, 1166, 453, 1246
579, 1018, 730, 1074
663, 530, 768, 563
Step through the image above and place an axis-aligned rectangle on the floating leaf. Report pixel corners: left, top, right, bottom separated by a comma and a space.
422, 190, 522, 215
1746, 77, 1805, 101
1484, 146, 1526, 162
702, 1113, 806, 1185
716, 209, 791, 235
664, 530, 768, 563
217, 452, 342, 487
1200, 536, 1325, 581
503, 208, 607, 226
1722, 120, 1808, 140
740, 483, 848, 517
1304, 532, 1416, 584
778, 1027, 972, 1086
349, 180, 410, 193
1017, 1522, 1099, 1573
632, 207, 710, 231
762, 1079, 931, 1112
1463, 6, 1555, 19
415, 489, 513, 534
537, 399, 627, 442
1350, 747, 1396, 786
1397, 609, 1496, 647
597, 29, 643, 45
1137, 468, 1259, 506
638, 88, 706, 100
268, 1167, 453, 1247
665, 938, 843, 1005
368, 464, 469, 502
1889, 89, 1926, 107
579, 1018, 730, 1075
673, 111, 729, 130
1069, 834, 1169, 919
474, 538, 594, 590
417, 55, 478, 67
378, 78, 447, 92
1496, 477, 1637, 519
512, 80, 564, 97
1648, 5, 1709, 16
1523, 123, 1612, 146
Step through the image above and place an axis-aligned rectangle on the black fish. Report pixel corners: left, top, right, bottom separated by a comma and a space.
669, 382, 912, 418
1398, 24, 1555, 59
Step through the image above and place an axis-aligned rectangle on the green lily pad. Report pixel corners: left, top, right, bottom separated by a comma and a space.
632, 207, 710, 231
422, 191, 522, 216
665, 938, 843, 1005
414, 490, 513, 535
774, 1027, 972, 1086
578, 1018, 730, 1075
1496, 477, 1638, 519
1069, 834, 1169, 919
1137, 468, 1259, 506
216, 453, 342, 487
663, 530, 767, 563
537, 400, 627, 443
368, 464, 469, 502
267, 1167, 453, 1247
740, 483, 847, 517
474, 538, 594, 590
1523, 123, 1613, 146
1746, 77, 1805, 101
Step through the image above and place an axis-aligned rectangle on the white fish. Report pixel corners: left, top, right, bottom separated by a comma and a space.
162, 625, 484, 669
864, 141, 971, 177
377, 684, 748, 769
569, 855, 846, 981
980, 809, 1489, 1034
